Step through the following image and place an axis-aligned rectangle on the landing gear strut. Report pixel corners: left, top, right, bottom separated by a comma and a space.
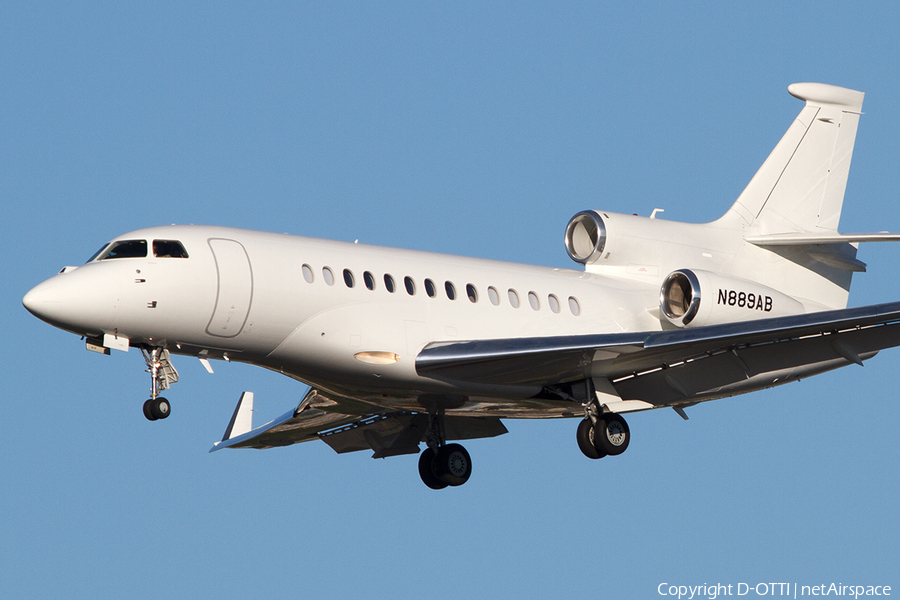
418, 413, 473, 489
141, 347, 178, 421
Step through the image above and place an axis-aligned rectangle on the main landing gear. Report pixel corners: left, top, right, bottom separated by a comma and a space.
417, 414, 473, 490
576, 408, 631, 460
141, 347, 179, 422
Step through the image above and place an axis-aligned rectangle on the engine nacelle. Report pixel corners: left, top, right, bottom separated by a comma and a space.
563, 209, 721, 273
659, 269, 806, 328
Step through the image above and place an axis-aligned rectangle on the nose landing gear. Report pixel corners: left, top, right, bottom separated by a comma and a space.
143, 397, 171, 421
141, 347, 178, 421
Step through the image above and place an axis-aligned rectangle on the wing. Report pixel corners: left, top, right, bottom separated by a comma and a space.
416, 300, 900, 411
210, 388, 366, 451
212, 300, 900, 455
210, 388, 507, 457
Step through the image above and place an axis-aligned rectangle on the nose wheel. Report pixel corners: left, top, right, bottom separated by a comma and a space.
143, 397, 171, 421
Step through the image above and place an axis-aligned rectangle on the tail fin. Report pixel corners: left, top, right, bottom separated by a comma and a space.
715, 84, 868, 311
724, 83, 864, 234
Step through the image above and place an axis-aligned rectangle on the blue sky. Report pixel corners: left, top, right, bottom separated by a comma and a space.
2, 3, 899, 598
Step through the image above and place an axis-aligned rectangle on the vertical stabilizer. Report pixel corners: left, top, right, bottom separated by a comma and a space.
726, 83, 864, 235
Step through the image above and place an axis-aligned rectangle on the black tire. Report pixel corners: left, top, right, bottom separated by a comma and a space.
143, 399, 158, 421
576, 419, 606, 459
150, 398, 171, 420
594, 413, 630, 456
418, 448, 448, 490
434, 443, 472, 487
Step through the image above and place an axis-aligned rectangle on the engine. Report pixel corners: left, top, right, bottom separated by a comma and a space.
564, 210, 820, 328
563, 209, 721, 273
659, 269, 806, 328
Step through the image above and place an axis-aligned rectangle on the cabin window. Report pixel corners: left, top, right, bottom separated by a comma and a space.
384, 274, 396, 293
424, 279, 436, 297
323, 267, 335, 286
548, 294, 561, 313
302, 264, 314, 283
528, 291, 540, 311
404, 276, 416, 295
508, 289, 520, 308
466, 284, 478, 303
488, 286, 500, 306
152, 240, 189, 258
343, 269, 355, 288
568, 296, 581, 316
101, 240, 147, 260
445, 281, 457, 300
364, 271, 376, 290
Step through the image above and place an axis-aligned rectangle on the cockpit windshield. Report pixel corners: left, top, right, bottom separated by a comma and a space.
87, 238, 189, 262
153, 240, 189, 258
100, 240, 148, 260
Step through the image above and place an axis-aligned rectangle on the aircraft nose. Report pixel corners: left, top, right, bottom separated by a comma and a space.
23, 266, 121, 335
22, 281, 52, 315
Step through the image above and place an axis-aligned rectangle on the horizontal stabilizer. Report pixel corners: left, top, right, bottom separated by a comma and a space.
807, 252, 867, 273
745, 232, 900, 245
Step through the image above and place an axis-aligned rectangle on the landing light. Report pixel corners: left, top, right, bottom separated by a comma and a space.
354, 351, 400, 365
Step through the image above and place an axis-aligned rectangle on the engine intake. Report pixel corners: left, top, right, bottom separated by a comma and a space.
660, 270, 701, 326
564, 211, 607, 264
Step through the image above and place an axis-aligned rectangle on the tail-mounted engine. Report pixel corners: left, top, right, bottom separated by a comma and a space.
659, 269, 806, 328
563, 209, 721, 274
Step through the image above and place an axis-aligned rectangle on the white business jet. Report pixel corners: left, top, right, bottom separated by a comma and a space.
23, 83, 900, 489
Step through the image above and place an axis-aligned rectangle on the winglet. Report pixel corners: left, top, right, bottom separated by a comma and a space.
221, 391, 254, 442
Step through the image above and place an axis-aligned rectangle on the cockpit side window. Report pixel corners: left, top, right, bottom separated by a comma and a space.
100, 240, 148, 260
85, 244, 110, 263
153, 240, 189, 258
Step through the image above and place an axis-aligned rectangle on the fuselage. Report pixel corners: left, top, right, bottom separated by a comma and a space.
23, 225, 663, 413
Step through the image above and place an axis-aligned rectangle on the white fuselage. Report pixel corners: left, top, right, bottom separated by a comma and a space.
24, 225, 664, 412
